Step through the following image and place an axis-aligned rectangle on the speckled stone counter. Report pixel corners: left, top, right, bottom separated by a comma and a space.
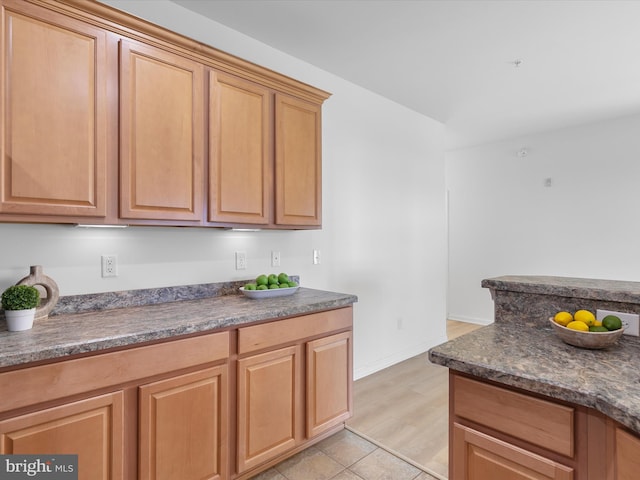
0, 285, 357, 369
483, 275, 640, 325
429, 275, 640, 436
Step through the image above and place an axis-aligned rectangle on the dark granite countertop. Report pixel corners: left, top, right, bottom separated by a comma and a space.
0, 287, 357, 369
429, 321, 640, 436
482, 275, 640, 304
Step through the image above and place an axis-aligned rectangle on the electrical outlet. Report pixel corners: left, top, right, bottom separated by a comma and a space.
101, 254, 118, 278
597, 309, 640, 336
313, 249, 321, 265
235, 251, 247, 270
271, 251, 281, 267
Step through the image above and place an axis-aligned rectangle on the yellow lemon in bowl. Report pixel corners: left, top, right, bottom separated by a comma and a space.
554, 311, 573, 326
574, 310, 596, 327
567, 320, 590, 332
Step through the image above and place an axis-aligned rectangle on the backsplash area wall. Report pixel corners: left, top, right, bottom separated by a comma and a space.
447, 113, 640, 325
0, 224, 320, 295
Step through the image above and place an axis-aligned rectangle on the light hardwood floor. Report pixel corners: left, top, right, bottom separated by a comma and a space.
346, 320, 482, 480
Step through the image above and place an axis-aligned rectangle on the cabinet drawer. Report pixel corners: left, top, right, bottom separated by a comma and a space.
0, 331, 229, 414
453, 375, 574, 457
238, 307, 352, 355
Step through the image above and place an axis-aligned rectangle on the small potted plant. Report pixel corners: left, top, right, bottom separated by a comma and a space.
1, 285, 40, 331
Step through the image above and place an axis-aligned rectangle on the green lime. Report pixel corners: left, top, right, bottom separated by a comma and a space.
287, 281, 298, 288
256, 284, 268, 290
278, 273, 290, 284
602, 315, 622, 331
589, 325, 609, 332
279, 283, 290, 288
268, 283, 280, 289
256, 275, 268, 286
244, 283, 257, 290
268, 274, 279, 285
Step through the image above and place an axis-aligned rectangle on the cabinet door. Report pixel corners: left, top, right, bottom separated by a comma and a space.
237, 345, 302, 473
274, 94, 321, 227
209, 71, 271, 224
1, 0, 108, 217
0, 391, 124, 480
451, 423, 573, 480
139, 366, 228, 480
119, 39, 204, 221
615, 427, 640, 480
307, 331, 352, 437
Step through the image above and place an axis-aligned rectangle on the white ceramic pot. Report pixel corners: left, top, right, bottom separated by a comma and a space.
4, 308, 36, 331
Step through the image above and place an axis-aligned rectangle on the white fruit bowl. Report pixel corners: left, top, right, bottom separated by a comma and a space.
239, 286, 299, 299
548, 318, 624, 349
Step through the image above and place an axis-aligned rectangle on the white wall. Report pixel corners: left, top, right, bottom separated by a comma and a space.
447, 113, 640, 324
0, 1, 447, 379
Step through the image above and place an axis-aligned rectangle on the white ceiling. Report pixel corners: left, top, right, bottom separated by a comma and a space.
172, 0, 640, 149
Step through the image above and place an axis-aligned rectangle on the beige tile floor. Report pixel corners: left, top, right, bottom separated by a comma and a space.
250, 429, 438, 480
250, 321, 482, 480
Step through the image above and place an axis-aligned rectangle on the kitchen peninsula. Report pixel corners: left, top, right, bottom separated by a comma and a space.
0, 282, 357, 480
429, 276, 640, 480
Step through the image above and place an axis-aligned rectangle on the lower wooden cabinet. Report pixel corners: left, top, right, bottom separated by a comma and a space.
139, 366, 228, 480
0, 391, 125, 480
237, 345, 302, 473
614, 427, 640, 480
306, 331, 352, 438
236, 307, 353, 476
452, 423, 573, 480
450, 373, 576, 480
0, 307, 353, 480
450, 371, 640, 480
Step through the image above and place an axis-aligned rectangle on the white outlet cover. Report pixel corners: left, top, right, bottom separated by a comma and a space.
596, 309, 640, 336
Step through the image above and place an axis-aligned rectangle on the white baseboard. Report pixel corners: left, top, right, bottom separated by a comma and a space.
353, 336, 447, 381
447, 313, 492, 326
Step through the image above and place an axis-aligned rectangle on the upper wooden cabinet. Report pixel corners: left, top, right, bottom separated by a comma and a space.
0, 0, 329, 228
119, 39, 205, 222
275, 94, 322, 227
208, 71, 271, 225
0, 0, 108, 218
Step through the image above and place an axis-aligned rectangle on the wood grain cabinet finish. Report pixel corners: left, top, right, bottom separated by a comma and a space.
615, 427, 640, 480
450, 373, 576, 480
237, 345, 302, 474
0, 0, 329, 228
139, 366, 229, 480
451, 423, 574, 480
0, 0, 108, 218
119, 38, 204, 222
208, 71, 271, 225
236, 307, 353, 476
453, 374, 574, 458
275, 94, 322, 227
306, 331, 353, 438
0, 391, 125, 480
0, 331, 229, 480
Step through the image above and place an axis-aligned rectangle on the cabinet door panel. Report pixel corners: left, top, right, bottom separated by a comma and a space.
452, 423, 573, 480
615, 427, 640, 480
274, 94, 321, 226
237, 345, 302, 473
139, 366, 228, 480
307, 331, 352, 437
209, 71, 271, 224
0, 391, 124, 480
1, 1, 107, 217
119, 39, 204, 221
